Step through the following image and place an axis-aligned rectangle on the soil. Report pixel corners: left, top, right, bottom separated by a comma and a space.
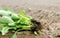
0, 0, 60, 38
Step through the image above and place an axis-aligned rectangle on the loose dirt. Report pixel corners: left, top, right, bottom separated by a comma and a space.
0, 0, 60, 38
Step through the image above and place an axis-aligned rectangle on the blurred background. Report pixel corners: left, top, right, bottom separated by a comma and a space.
0, 0, 60, 12
0, 0, 60, 38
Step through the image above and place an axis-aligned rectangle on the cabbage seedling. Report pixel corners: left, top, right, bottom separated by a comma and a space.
0, 8, 41, 38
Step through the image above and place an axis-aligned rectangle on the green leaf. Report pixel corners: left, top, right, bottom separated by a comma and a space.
0, 16, 15, 24
19, 10, 25, 16
26, 16, 32, 20
8, 22, 15, 26
3, 8, 11, 11
0, 27, 3, 32
0, 24, 4, 32
19, 16, 31, 24
10, 13, 19, 21
11, 33, 17, 38
20, 17, 26, 24
0, 10, 10, 16
0, 28, 2, 32
18, 10, 32, 26
22, 25, 31, 30
1, 27, 10, 35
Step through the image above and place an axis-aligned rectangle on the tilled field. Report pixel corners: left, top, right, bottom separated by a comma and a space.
0, 9, 60, 38
0, 0, 60, 38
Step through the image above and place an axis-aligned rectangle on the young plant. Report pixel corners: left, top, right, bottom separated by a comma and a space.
0, 8, 41, 38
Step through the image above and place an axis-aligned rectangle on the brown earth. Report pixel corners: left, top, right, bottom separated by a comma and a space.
0, 0, 60, 38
